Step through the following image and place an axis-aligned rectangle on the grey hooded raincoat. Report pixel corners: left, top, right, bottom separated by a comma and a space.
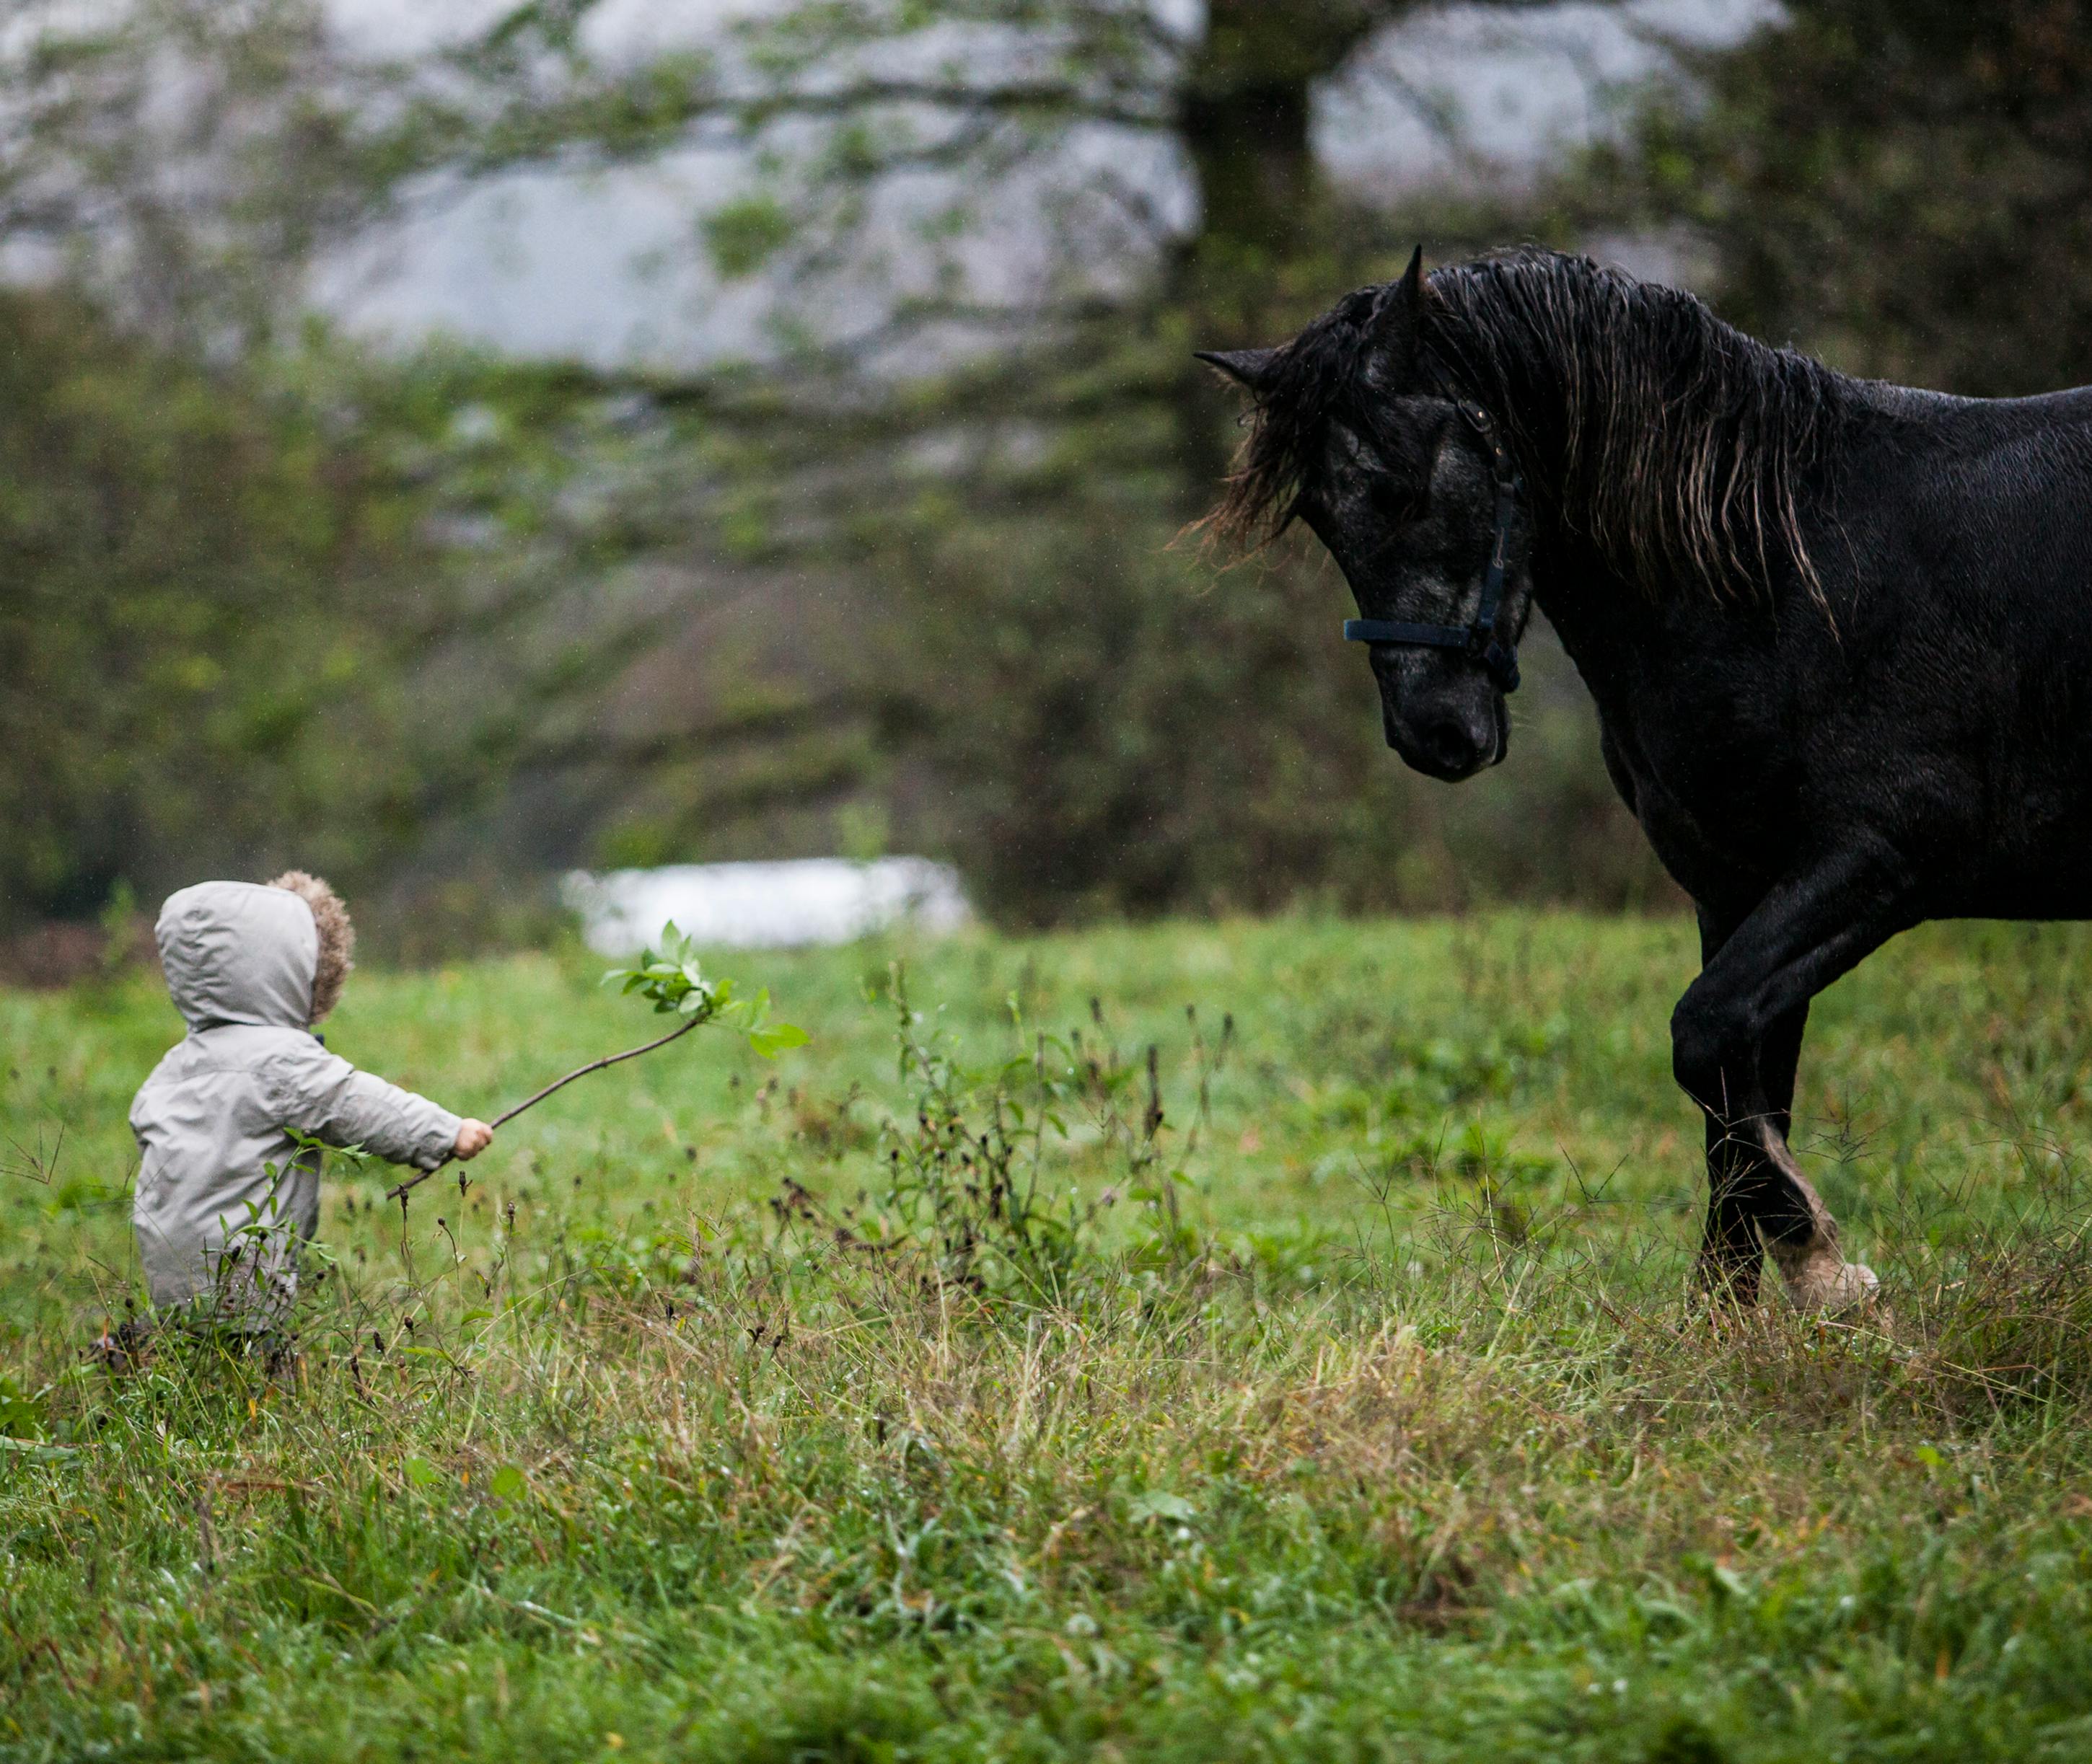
131, 881, 460, 1323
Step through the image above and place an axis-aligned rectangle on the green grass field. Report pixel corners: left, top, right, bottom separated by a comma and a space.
7, 912, 2092, 1761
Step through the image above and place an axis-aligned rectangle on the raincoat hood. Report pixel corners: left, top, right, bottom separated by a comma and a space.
155, 881, 317, 1031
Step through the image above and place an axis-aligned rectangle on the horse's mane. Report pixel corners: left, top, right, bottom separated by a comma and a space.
1208, 249, 1848, 602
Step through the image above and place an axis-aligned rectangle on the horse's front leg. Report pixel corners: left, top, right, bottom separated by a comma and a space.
1674, 847, 1915, 1311
1695, 993, 1808, 1305
1691, 902, 1814, 1302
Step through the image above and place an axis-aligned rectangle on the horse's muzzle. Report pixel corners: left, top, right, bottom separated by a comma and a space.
1381, 684, 1508, 780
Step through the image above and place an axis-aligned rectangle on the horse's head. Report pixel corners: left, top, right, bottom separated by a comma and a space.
1198, 250, 1529, 782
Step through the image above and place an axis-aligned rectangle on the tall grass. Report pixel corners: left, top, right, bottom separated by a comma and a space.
6, 915, 2092, 1760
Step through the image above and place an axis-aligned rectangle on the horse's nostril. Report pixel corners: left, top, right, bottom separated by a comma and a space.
1422, 719, 1477, 772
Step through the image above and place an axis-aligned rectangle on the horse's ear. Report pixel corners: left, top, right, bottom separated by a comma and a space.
1194, 348, 1280, 394
1369, 246, 1425, 373
1399, 243, 1424, 302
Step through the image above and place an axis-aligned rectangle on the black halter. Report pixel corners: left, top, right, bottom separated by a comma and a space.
1342, 375, 1524, 694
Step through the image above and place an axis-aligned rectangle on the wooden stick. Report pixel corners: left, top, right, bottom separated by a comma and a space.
386, 1015, 703, 1206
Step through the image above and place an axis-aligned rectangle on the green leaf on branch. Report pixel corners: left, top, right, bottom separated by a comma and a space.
602, 923, 807, 1058
749, 1023, 809, 1059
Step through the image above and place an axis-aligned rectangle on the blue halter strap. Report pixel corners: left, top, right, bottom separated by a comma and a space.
1342, 387, 1524, 694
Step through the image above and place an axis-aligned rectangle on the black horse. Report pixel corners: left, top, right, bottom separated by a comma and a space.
1199, 247, 2092, 1310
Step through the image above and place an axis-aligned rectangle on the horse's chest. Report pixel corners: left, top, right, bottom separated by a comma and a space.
1547, 578, 1803, 901
1599, 695, 1796, 903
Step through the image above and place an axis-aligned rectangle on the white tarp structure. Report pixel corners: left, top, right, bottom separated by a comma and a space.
561, 858, 973, 953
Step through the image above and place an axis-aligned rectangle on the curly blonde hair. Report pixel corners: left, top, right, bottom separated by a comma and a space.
267, 870, 355, 1023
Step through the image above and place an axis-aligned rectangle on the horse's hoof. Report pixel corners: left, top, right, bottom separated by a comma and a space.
1783, 1253, 1878, 1315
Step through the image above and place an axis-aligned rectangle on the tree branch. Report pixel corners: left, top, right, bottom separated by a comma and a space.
385, 1014, 703, 1205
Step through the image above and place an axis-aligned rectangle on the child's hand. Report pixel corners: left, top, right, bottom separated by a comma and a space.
454, 1119, 494, 1160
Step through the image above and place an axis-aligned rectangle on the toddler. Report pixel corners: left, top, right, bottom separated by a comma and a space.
129, 873, 492, 1328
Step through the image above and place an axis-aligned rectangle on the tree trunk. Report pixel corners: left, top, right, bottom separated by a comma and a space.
1168, 0, 1386, 494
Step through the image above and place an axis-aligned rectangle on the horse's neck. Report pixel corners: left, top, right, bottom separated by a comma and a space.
1524, 519, 1671, 715
1502, 380, 1721, 693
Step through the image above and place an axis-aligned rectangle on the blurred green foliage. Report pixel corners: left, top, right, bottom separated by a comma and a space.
535, 0, 2092, 923
11, 1, 2092, 945
0, 291, 427, 924
851, 413, 1671, 920
1588, 0, 2092, 397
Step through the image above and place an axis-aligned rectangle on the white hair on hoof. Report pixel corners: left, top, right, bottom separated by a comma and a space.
1775, 1248, 1880, 1315
1752, 1118, 1879, 1315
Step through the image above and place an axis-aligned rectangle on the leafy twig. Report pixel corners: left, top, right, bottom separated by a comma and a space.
386, 1018, 704, 1204
387, 924, 805, 1208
